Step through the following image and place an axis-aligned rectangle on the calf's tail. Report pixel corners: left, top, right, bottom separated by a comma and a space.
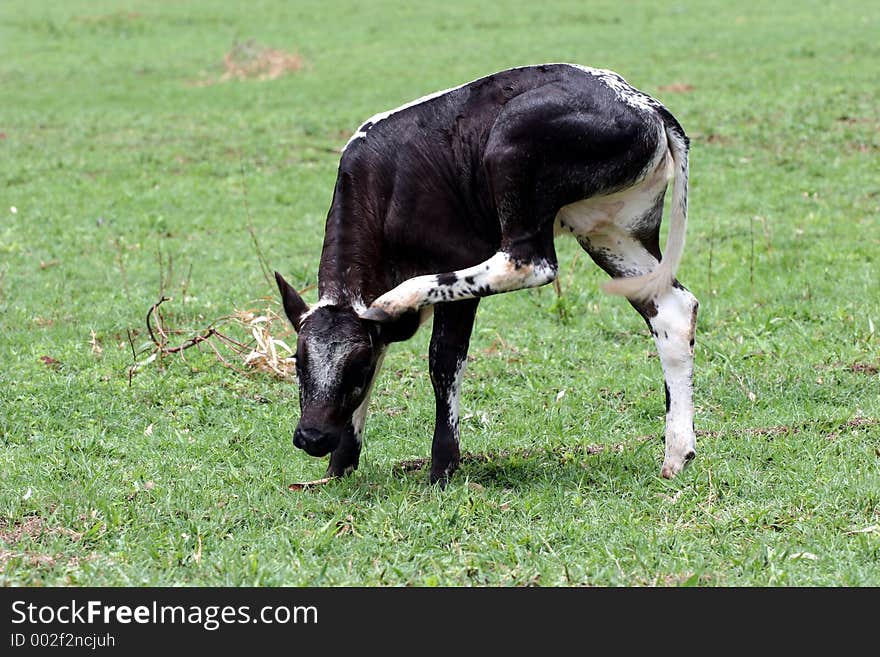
602, 118, 690, 301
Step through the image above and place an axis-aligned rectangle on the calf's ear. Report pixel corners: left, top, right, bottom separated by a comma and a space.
274, 271, 309, 332
368, 310, 421, 344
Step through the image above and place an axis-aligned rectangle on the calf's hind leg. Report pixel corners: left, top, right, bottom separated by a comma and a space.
646, 281, 699, 478
361, 251, 556, 322
428, 299, 479, 486
580, 229, 699, 478
361, 143, 561, 323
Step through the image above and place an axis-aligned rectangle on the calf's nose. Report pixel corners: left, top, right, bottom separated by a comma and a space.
293, 426, 338, 457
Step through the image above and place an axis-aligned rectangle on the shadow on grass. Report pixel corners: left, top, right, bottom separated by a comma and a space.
323, 415, 880, 494
393, 442, 658, 490
285, 444, 658, 499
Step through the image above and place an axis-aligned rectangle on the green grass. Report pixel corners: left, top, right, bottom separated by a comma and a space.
1, 0, 878, 586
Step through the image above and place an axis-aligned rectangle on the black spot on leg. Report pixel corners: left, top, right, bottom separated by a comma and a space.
664, 381, 670, 414
689, 338, 695, 347
436, 273, 458, 286
464, 276, 475, 285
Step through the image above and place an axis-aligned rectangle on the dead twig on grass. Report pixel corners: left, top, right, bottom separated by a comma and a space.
287, 477, 333, 491
145, 297, 216, 354
127, 296, 298, 383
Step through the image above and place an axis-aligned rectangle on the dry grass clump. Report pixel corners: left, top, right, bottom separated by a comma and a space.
193, 39, 306, 86
237, 309, 296, 377
128, 297, 298, 382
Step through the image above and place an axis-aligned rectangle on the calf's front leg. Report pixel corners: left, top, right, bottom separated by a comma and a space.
428, 299, 479, 486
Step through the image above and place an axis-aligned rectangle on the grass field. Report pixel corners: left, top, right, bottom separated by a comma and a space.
1, 0, 878, 586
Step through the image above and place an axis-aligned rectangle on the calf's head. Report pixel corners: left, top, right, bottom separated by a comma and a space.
275, 272, 419, 459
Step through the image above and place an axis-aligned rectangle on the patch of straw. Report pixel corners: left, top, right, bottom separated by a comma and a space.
193, 39, 306, 86
236, 309, 297, 378
128, 297, 298, 382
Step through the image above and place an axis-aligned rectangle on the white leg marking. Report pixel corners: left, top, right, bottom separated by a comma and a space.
581, 227, 697, 478
579, 230, 659, 280
446, 356, 467, 441
650, 287, 698, 478
367, 252, 557, 318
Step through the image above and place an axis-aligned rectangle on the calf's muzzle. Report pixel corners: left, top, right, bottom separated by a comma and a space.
293, 425, 340, 457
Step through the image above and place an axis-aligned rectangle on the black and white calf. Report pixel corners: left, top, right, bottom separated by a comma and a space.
275, 63, 698, 485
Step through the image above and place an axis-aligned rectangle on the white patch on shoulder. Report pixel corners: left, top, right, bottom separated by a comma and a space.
564, 64, 661, 113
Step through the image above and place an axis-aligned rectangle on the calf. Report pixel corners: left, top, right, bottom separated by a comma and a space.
275, 63, 698, 485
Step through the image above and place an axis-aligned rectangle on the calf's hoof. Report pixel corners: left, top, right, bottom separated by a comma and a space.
325, 448, 360, 478
429, 462, 459, 488
325, 464, 357, 478
660, 449, 696, 479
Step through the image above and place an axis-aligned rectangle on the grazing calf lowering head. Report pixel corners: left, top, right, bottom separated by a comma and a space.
275, 272, 418, 459
274, 63, 696, 484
